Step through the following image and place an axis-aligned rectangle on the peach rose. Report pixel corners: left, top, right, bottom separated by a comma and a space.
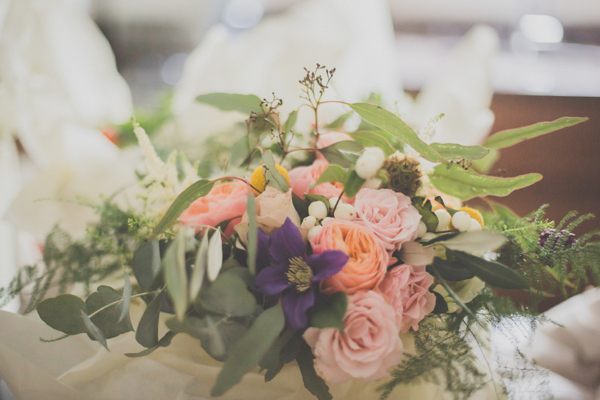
309, 219, 388, 294
288, 159, 352, 203
379, 264, 436, 333
179, 181, 248, 236
235, 186, 301, 241
354, 188, 421, 253
303, 291, 403, 384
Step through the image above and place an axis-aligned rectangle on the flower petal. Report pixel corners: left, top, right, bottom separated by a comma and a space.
255, 265, 291, 296
307, 251, 349, 282
282, 288, 315, 330
269, 218, 305, 265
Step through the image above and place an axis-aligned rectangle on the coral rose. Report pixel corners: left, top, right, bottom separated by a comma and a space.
379, 264, 436, 333
288, 159, 350, 202
303, 291, 403, 384
179, 181, 248, 236
309, 219, 388, 294
354, 188, 421, 253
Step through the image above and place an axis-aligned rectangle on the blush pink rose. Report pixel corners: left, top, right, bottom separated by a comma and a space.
179, 181, 249, 237
288, 159, 352, 203
354, 188, 421, 253
379, 264, 436, 333
303, 291, 403, 384
310, 219, 388, 294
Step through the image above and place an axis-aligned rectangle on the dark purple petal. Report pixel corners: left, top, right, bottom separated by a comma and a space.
269, 218, 305, 265
255, 228, 271, 271
255, 265, 291, 296
282, 288, 315, 330
307, 251, 349, 282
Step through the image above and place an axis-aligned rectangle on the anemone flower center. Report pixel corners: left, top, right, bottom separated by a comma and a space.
286, 257, 313, 292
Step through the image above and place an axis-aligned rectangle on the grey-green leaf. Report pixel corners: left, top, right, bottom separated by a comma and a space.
118, 272, 132, 323
198, 271, 257, 317
80, 310, 109, 351
207, 228, 224, 282
136, 290, 166, 348
349, 131, 396, 156
349, 103, 444, 163
296, 340, 332, 400
152, 179, 215, 237
318, 140, 364, 168
132, 240, 162, 292
126, 331, 177, 358
343, 170, 365, 198
189, 233, 209, 302
314, 164, 347, 187
211, 303, 285, 397
310, 292, 347, 330
247, 192, 258, 275
37, 295, 88, 335
284, 110, 298, 136
426, 258, 474, 281
86, 286, 134, 339
430, 142, 490, 160
429, 163, 542, 200
432, 230, 507, 253
483, 117, 588, 149
449, 250, 529, 289
262, 150, 289, 192
195, 93, 263, 114
163, 230, 188, 321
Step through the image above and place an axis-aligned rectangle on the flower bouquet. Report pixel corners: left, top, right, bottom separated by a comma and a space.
1, 65, 598, 400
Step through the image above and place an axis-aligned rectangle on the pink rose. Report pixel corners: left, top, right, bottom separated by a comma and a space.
288, 159, 352, 203
379, 264, 436, 333
354, 188, 421, 253
179, 181, 248, 236
303, 291, 403, 384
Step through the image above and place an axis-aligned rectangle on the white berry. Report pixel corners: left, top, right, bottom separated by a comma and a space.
362, 147, 386, 165
334, 203, 357, 220
434, 209, 451, 232
308, 201, 328, 219
363, 177, 382, 189
307, 225, 323, 241
329, 197, 342, 207
301, 216, 317, 230
421, 232, 437, 242
451, 211, 471, 232
467, 218, 483, 231
417, 221, 427, 238
321, 217, 332, 226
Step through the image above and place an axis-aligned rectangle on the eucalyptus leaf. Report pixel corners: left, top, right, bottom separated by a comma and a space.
397, 242, 435, 266
126, 331, 177, 358
349, 131, 396, 156
426, 257, 474, 281
471, 148, 500, 174
152, 179, 215, 237
483, 117, 588, 149
448, 250, 529, 289
198, 271, 256, 317
411, 199, 439, 232
431, 230, 507, 253
310, 292, 347, 330
118, 272, 132, 323
247, 192, 258, 275
349, 103, 444, 163
296, 340, 332, 400
135, 290, 166, 348
80, 310, 109, 351
37, 294, 88, 335
324, 112, 352, 130
318, 140, 364, 168
430, 142, 489, 160
262, 150, 289, 192
429, 163, 542, 200
343, 170, 364, 198
207, 228, 224, 282
211, 303, 285, 396
86, 286, 134, 339
167, 316, 226, 360
305, 194, 331, 210
189, 233, 209, 302
313, 164, 347, 187
283, 110, 298, 136
163, 230, 188, 321
260, 330, 300, 382
292, 192, 309, 219
132, 240, 161, 292
431, 292, 449, 314
230, 136, 259, 166
195, 93, 263, 114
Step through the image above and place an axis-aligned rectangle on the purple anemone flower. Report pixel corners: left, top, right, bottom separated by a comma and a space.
254, 218, 349, 329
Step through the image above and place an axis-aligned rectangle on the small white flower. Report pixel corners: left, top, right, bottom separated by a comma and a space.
301, 216, 317, 230
434, 209, 452, 232
308, 201, 328, 220
334, 203, 357, 220
363, 177, 382, 189
451, 211, 471, 232
307, 225, 323, 241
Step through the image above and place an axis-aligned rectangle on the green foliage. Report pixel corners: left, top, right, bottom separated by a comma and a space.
314, 164, 346, 187
163, 229, 189, 321
135, 290, 166, 348
195, 93, 264, 114
411, 197, 439, 232
318, 140, 363, 168
447, 250, 529, 290
262, 150, 289, 191
343, 170, 365, 198
309, 292, 347, 330
196, 271, 257, 317
297, 340, 333, 400
37, 295, 88, 335
430, 143, 489, 161
350, 131, 396, 156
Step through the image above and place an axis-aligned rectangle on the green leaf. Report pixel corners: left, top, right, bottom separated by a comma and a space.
126, 331, 177, 358
37, 294, 88, 335
483, 117, 588, 149
471, 148, 500, 174
132, 240, 162, 292
262, 150, 289, 192
448, 250, 529, 289
283, 110, 298, 136
349, 131, 396, 156
86, 286, 134, 339
324, 112, 352, 130
426, 257, 474, 281
189, 233, 209, 302
292, 192, 309, 219
432, 230, 507, 253
118, 273, 132, 323
305, 194, 331, 210
195, 93, 263, 114
207, 228, 224, 281
80, 310, 109, 351
431, 291, 449, 314
412, 198, 439, 232
314, 164, 347, 187
318, 140, 364, 168
343, 170, 365, 198
197, 271, 257, 317
430, 142, 490, 160
135, 290, 166, 348
211, 303, 285, 396
152, 179, 215, 237
247, 192, 258, 275
230, 136, 259, 166
349, 103, 444, 163
260, 330, 300, 382
296, 340, 332, 400
163, 230, 188, 321
429, 163, 542, 200
310, 292, 347, 330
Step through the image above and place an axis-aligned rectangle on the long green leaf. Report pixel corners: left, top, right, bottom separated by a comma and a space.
189, 233, 209, 302
314, 164, 347, 187
430, 143, 490, 160
349, 131, 396, 156
483, 117, 588, 149
349, 103, 444, 162
296, 340, 332, 400
132, 240, 162, 292
152, 179, 215, 237
211, 303, 285, 396
429, 163, 542, 200
247, 192, 258, 275
118, 272, 132, 323
163, 230, 188, 321
135, 290, 166, 348
318, 140, 364, 168
126, 331, 177, 358
81, 310, 109, 351
195, 93, 263, 114
262, 150, 289, 192
449, 250, 529, 289
284, 110, 298, 136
